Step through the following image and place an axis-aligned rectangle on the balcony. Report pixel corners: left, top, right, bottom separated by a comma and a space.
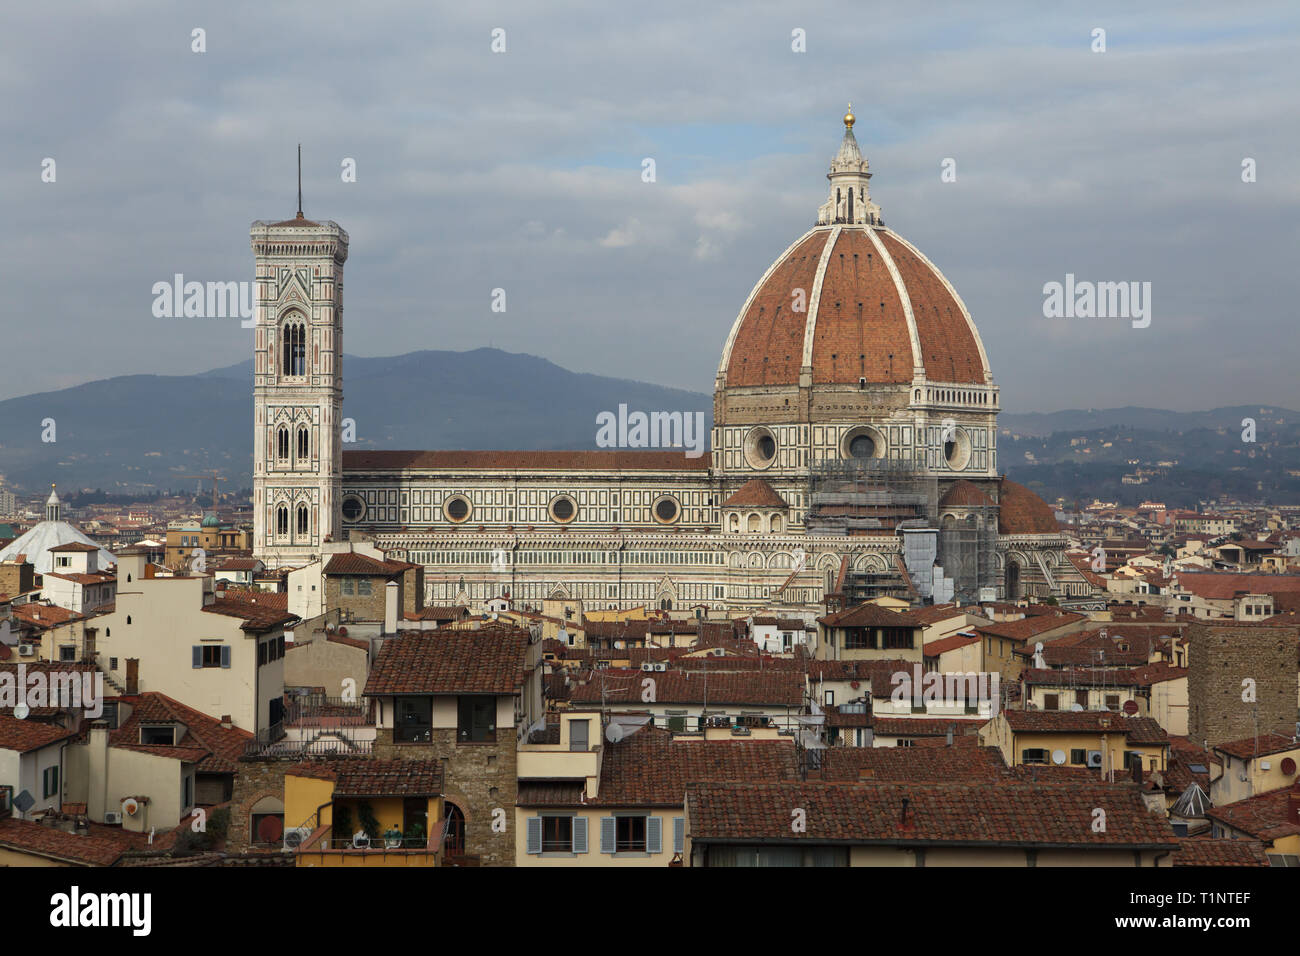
245, 696, 376, 756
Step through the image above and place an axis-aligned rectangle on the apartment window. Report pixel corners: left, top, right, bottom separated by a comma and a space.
616, 815, 647, 853
341, 579, 354, 595
357, 580, 372, 596
1070, 749, 1088, 766
43, 765, 59, 799
824, 690, 835, 706
1022, 749, 1048, 765
844, 628, 871, 650
457, 696, 495, 743
1044, 693, 1060, 711
541, 815, 573, 853
59, 645, 76, 662
569, 720, 590, 752
109, 657, 118, 670
882, 628, 914, 650
1075, 690, 1088, 707
141, 725, 175, 745
394, 697, 432, 743
182, 775, 193, 810
1105, 695, 1120, 711
193, 645, 229, 669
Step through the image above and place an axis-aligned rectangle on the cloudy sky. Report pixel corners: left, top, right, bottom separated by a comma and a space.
3, 1, 1297, 413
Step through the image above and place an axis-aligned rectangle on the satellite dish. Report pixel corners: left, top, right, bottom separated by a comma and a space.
605, 722, 625, 744
1123, 700, 1139, 716
1070, 703, 1084, 712
1051, 750, 1067, 765
13, 701, 29, 720
122, 798, 140, 817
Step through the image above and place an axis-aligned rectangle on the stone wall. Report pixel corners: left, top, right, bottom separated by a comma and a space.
373, 727, 517, 867
1187, 622, 1298, 749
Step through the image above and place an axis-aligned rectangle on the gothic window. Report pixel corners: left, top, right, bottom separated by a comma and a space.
281, 319, 306, 376
297, 426, 310, 460
276, 426, 289, 461
296, 504, 309, 536
276, 505, 289, 536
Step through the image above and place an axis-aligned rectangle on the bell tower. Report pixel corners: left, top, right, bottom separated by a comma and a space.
250, 157, 349, 568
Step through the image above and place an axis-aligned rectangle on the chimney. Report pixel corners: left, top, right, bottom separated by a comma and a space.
219, 715, 233, 730
384, 581, 399, 635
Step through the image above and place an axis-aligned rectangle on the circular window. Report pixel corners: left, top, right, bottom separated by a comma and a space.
653, 496, 681, 524
341, 495, 366, 522
841, 425, 885, 461
444, 495, 472, 523
549, 496, 577, 523
743, 427, 778, 469
944, 428, 972, 470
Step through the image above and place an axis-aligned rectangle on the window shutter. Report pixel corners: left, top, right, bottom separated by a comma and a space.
220, 645, 231, 668
673, 816, 685, 854
647, 816, 663, 854
192, 646, 202, 668
525, 817, 542, 855
572, 816, 588, 854
600, 816, 616, 854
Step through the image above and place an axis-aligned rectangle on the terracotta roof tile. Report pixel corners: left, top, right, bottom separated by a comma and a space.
998, 480, 1060, 535
0, 714, 76, 752
569, 668, 802, 707
364, 628, 530, 696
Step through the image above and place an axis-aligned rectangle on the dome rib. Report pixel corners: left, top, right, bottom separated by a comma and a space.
798, 225, 842, 373
881, 230, 991, 385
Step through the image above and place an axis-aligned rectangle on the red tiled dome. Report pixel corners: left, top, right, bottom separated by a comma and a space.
998, 480, 1059, 535
939, 479, 994, 509
719, 225, 989, 389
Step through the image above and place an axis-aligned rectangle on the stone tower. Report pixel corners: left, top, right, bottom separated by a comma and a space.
1187, 621, 1299, 749
250, 208, 349, 567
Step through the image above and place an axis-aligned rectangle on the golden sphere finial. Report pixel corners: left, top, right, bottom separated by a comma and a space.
844, 103, 855, 129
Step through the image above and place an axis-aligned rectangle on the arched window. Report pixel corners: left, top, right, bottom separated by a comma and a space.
297, 426, 309, 460
296, 505, 309, 536
276, 505, 289, 536
770, 514, 783, 534
444, 803, 466, 856
276, 426, 289, 461
747, 513, 761, 533
728, 514, 740, 533
281, 319, 306, 376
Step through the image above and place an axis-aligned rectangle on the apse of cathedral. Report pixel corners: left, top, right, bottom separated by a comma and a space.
250, 111, 1088, 611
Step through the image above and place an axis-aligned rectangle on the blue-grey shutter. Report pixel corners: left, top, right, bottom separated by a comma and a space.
525, 816, 542, 854
220, 645, 231, 668
192, 646, 202, 668
600, 816, 616, 853
647, 816, 663, 854
572, 816, 588, 853
673, 816, 685, 854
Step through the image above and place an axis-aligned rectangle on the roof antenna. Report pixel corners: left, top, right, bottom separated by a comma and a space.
296, 143, 303, 219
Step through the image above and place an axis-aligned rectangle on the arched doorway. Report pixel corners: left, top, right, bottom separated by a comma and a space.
1005, 561, 1021, 600
444, 803, 466, 855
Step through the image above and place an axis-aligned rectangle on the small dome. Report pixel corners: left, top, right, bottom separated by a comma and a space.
997, 480, 1059, 535
201, 512, 221, 528
939, 480, 994, 509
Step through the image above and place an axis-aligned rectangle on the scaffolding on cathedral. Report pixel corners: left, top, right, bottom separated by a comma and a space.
805, 458, 997, 605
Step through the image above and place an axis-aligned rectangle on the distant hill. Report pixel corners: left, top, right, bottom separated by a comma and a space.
0, 351, 1296, 508
0, 349, 711, 494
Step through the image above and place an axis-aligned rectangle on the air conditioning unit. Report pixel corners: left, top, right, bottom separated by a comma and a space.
713, 648, 725, 657
104, 811, 122, 825
654, 662, 667, 672
1086, 751, 1104, 768
17, 644, 35, 657
641, 662, 655, 672
283, 827, 312, 851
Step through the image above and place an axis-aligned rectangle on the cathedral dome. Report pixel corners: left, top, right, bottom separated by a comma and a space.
997, 480, 1060, 535
717, 116, 992, 393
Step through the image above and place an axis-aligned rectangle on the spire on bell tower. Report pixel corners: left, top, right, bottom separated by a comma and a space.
817, 105, 881, 226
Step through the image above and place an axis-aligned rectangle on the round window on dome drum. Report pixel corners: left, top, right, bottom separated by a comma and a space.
654, 497, 680, 523
849, 434, 875, 459
550, 496, 576, 522
444, 496, 471, 522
